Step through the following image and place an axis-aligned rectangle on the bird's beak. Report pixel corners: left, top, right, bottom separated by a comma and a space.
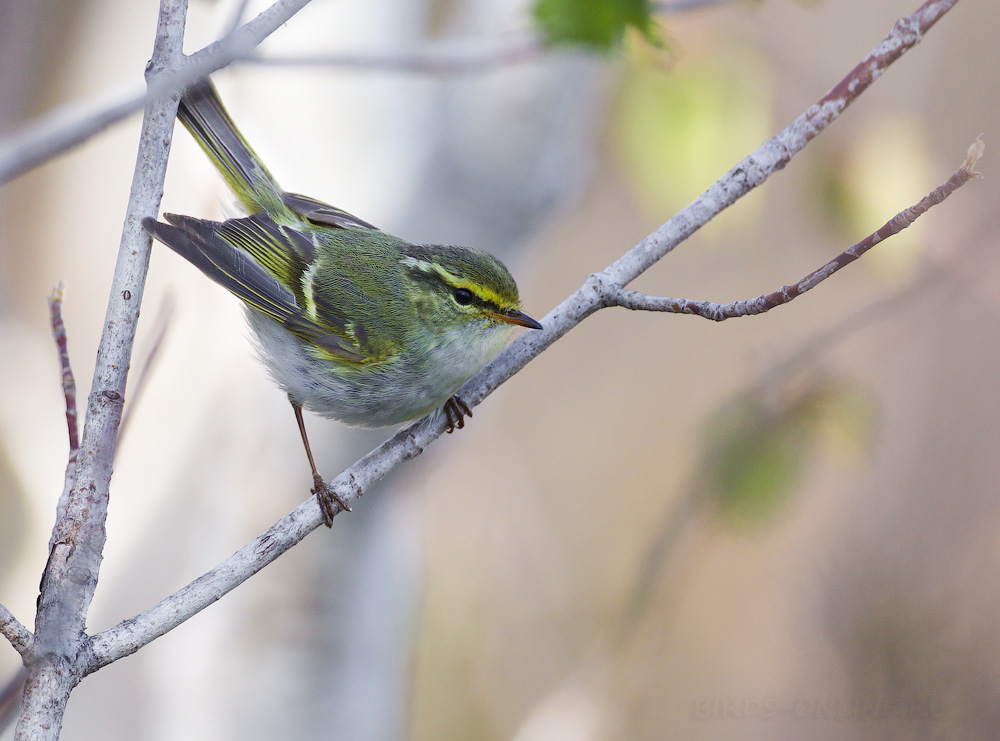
493, 309, 543, 330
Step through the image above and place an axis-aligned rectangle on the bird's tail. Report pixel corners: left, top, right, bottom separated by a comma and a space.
177, 79, 284, 215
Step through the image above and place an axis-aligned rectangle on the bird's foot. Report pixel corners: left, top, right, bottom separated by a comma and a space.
312, 474, 351, 527
443, 396, 472, 433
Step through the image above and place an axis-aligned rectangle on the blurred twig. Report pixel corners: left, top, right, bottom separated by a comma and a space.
118, 294, 176, 440
245, 38, 544, 74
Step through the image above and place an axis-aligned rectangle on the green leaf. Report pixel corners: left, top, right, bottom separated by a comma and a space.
533, 0, 660, 51
614, 46, 773, 219
698, 378, 874, 525
702, 399, 807, 523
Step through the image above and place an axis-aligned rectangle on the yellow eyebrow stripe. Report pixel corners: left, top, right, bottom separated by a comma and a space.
399, 256, 514, 310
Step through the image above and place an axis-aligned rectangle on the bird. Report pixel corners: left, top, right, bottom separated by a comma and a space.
143, 79, 542, 525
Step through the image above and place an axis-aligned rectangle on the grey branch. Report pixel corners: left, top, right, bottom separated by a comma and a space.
604, 139, 984, 321
246, 39, 544, 75
81, 0, 964, 672
13, 1, 188, 736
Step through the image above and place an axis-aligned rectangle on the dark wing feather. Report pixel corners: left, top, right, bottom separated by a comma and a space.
282, 192, 379, 230
144, 215, 365, 362
215, 213, 315, 297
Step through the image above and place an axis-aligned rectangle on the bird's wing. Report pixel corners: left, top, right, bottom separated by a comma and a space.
145, 214, 366, 363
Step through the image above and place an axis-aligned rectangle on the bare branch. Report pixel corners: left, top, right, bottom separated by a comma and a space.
83, 0, 964, 672
0, 605, 32, 657
0, 0, 314, 186
606, 138, 984, 320
14, 1, 188, 737
47, 282, 82, 547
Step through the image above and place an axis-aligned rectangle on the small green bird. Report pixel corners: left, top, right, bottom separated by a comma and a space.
144, 80, 541, 525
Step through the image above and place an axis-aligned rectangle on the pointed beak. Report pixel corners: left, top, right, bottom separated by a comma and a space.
494, 309, 543, 330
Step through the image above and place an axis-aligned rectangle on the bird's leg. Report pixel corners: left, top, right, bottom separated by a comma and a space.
443, 396, 472, 433
293, 401, 350, 527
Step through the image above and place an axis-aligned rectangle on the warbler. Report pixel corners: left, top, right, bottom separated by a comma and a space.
143, 79, 542, 525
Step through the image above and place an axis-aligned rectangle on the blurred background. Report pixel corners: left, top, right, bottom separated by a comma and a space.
2, 0, 999, 738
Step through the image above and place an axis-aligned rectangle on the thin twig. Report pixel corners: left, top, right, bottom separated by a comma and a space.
84, 0, 963, 672
225, 0, 255, 36
47, 283, 79, 456
47, 282, 81, 547
606, 138, 985, 320
118, 294, 175, 440
246, 39, 543, 74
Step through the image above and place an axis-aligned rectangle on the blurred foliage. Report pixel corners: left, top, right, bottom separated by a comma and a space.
697, 375, 874, 524
614, 44, 772, 220
533, 0, 661, 50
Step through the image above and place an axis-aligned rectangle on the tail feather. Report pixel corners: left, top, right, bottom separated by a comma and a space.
178, 80, 284, 215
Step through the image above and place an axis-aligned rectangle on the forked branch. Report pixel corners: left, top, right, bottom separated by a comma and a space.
603, 138, 985, 321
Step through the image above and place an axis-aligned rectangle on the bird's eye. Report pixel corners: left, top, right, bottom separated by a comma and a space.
453, 287, 474, 306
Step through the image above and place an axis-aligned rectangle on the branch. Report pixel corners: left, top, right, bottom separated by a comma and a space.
0, 0, 314, 186
14, 2, 188, 737
606, 138, 985, 320
84, 0, 963, 672
47, 283, 80, 541
0, 605, 32, 657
